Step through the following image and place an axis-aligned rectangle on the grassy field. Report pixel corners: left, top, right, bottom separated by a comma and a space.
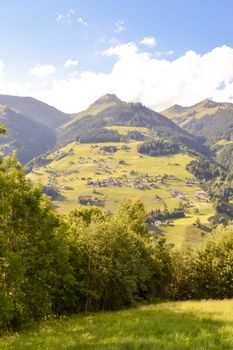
28, 136, 214, 246
104, 125, 151, 136
1, 300, 233, 350
163, 100, 222, 126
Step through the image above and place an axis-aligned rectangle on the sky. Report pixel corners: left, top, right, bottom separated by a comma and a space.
0, 0, 233, 113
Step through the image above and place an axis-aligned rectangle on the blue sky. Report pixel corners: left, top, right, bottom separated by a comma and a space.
0, 0, 233, 112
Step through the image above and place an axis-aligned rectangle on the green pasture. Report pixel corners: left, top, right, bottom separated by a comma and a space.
28, 140, 214, 246
1, 300, 233, 350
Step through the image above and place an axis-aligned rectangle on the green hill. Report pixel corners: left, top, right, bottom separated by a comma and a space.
28, 138, 214, 246
163, 99, 233, 145
0, 104, 56, 163
0, 94, 70, 129
57, 94, 207, 154
26, 95, 217, 245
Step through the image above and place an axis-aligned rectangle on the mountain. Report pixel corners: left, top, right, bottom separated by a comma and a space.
163, 99, 233, 145
26, 94, 218, 244
0, 94, 70, 129
0, 104, 56, 163
67, 93, 122, 124
27, 132, 214, 245
57, 94, 206, 154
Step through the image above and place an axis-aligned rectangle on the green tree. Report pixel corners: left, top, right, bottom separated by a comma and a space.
0, 156, 69, 329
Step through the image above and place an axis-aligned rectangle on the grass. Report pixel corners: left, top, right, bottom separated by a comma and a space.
27, 139, 215, 246
60, 99, 118, 129
104, 125, 151, 136
163, 101, 222, 126
1, 300, 233, 349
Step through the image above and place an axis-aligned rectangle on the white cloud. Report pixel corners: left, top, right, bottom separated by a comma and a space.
56, 14, 64, 22
114, 20, 125, 34
64, 59, 79, 68
29, 64, 56, 78
103, 42, 139, 57
67, 9, 75, 17
140, 36, 157, 47
2, 45, 233, 114
56, 9, 87, 26
155, 50, 174, 57
77, 17, 88, 26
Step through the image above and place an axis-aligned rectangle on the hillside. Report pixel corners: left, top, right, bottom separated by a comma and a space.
26, 95, 217, 246
57, 94, 207, 154
163, 99, 233, 145
1, 300, 233, 350
0, 94, 70, 129
0, 104, 56, 163
27, 137, 214, 246
66, 93, 122, 124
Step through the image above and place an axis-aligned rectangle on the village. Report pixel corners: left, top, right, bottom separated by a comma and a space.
85, 172, 185, 191
32, 144, 210, 211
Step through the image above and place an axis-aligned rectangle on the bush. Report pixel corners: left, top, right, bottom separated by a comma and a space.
0, 159, 172, 330
65, 201, 172, 311
170, 225, 233, 300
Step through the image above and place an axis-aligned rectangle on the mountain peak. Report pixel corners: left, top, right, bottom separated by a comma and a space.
195, 98, 218, 109
170, 104, 186, 111
162, 103, 187, 116
93, 93, 122, 105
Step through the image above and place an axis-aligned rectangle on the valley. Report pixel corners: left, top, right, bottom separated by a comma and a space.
1, 93, 232, 246
28, 136, 214, 246
2, 2, 233, 346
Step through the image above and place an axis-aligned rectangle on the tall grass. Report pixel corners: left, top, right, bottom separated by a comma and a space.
1, 300, 233, 350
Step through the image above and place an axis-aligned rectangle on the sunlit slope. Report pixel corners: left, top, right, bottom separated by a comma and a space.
62, 93, 122, 127
163, 99, 233, 144
1, 300, 233, 350
28, 137, 214, 246
56, 94, 206, 155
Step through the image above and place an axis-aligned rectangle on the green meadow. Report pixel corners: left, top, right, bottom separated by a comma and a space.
1, 300, 233, 350
28, 133, 214, 246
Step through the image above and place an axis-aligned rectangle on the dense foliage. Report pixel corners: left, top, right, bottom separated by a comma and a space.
79, 128, 121, 143
1, 153, 233, 333
171, 225, 233, 300
146, 206, 185, 224
138, 140, 180, 157
0, 157, 64, 329
186, 157, 222, 181
0, 158, 171, 330
215, 143, 233, 171
186, 156, 233, 220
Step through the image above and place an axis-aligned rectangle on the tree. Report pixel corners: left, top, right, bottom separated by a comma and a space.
0, 156, 68, 328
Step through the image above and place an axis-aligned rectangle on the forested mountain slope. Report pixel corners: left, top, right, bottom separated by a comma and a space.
163, 99, 233, 145
0, 94, 70, 129
0, 104, 56, 163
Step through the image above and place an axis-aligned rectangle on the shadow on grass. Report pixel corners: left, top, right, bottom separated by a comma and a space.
2, 304, 233, 350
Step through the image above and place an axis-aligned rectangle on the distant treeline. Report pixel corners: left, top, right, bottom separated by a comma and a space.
146, 206, 185, 223
1, 155, 233, 333
186, 156, 233, 219
138, 140, 180, 156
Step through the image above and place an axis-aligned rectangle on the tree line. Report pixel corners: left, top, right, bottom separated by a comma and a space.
0, 123, 233, 332
186, 156, 233, 221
